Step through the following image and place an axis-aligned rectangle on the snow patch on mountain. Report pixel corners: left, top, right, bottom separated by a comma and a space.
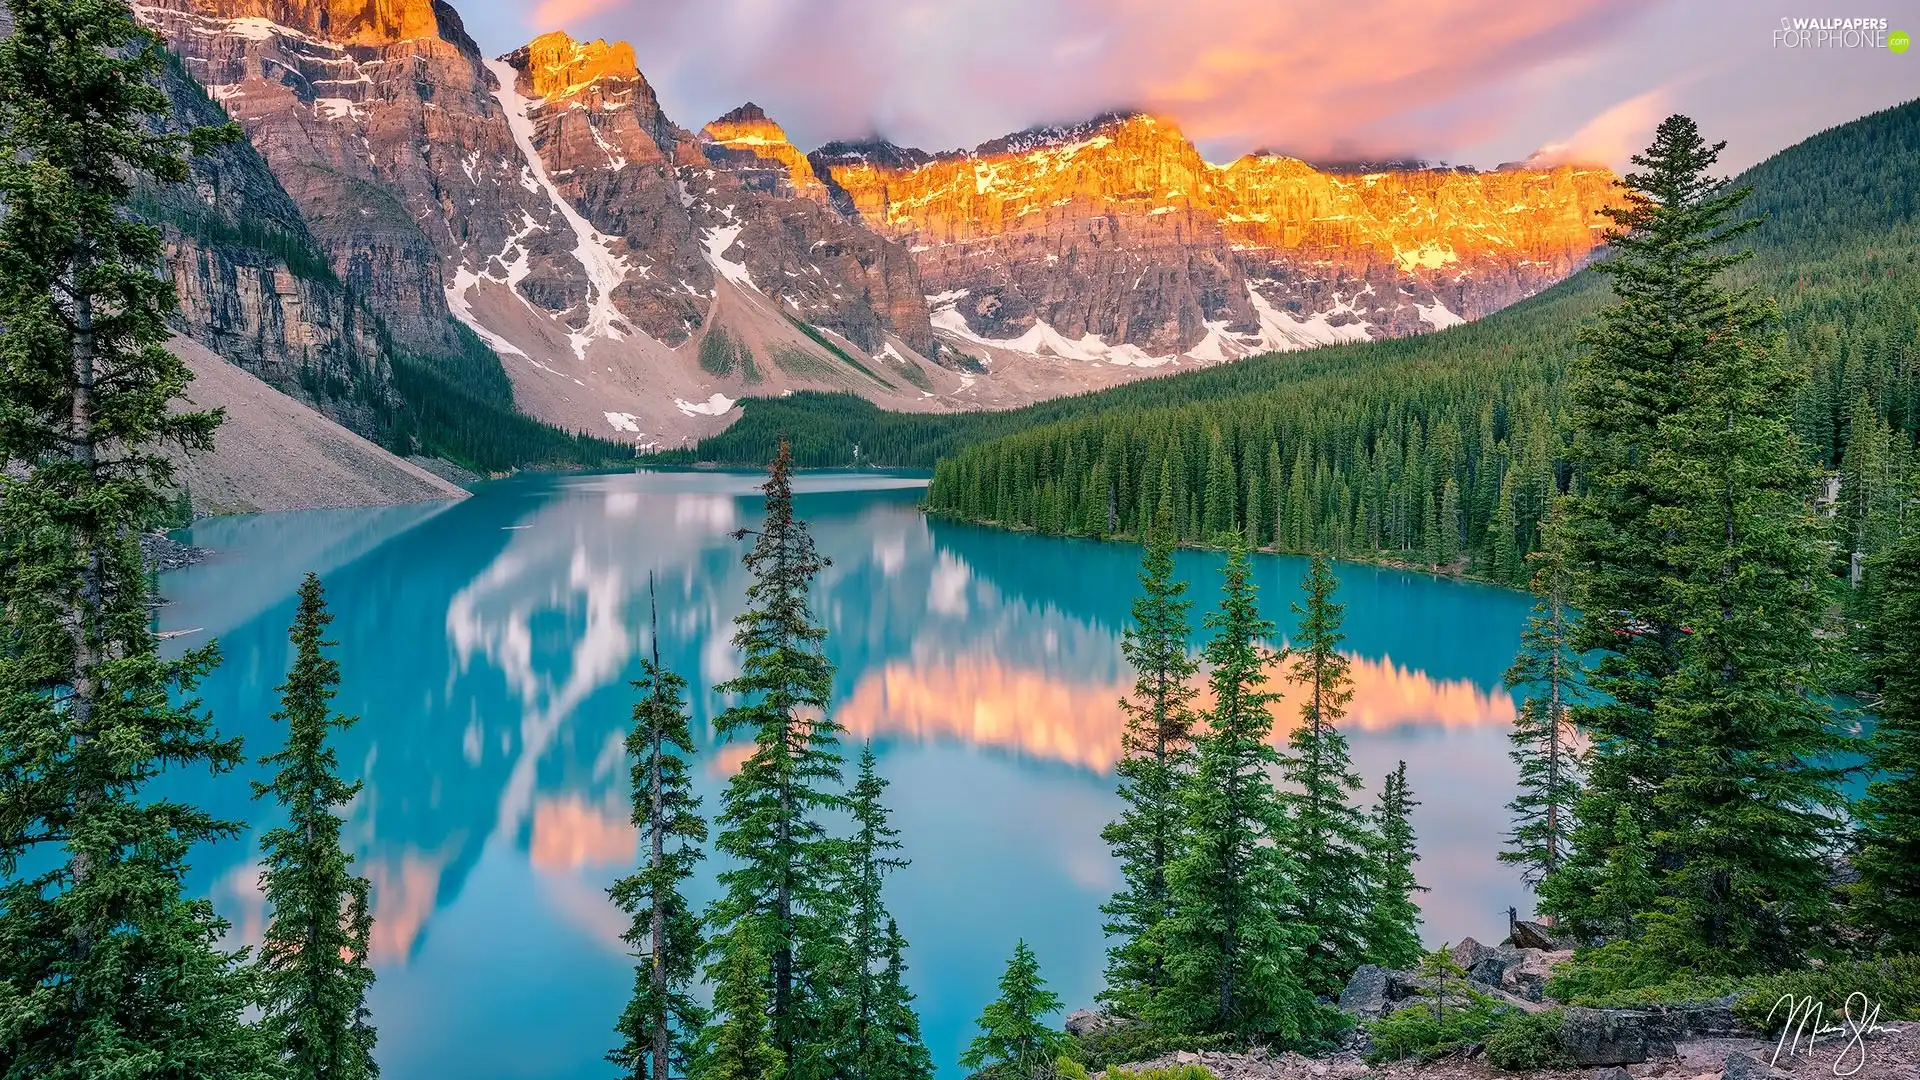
702, 222, 754, 290
1416, 300, 1466, 329
674, 393, 737, 417
483, 57, 633, 359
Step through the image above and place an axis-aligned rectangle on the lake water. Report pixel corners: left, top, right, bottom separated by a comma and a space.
158, 469, 1539, 1080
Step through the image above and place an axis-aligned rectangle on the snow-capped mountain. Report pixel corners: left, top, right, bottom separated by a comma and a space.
136, 0, 1623, 446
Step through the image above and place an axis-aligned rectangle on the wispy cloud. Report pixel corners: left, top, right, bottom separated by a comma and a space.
515, 0, 1656, 161
1525, 86, 1671, 168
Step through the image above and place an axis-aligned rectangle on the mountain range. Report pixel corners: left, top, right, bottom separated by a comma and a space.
134, 0, 1623, 457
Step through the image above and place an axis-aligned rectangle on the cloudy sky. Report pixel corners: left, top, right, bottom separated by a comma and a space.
457, 0, 1915, 172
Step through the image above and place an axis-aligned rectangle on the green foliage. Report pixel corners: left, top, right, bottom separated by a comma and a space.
1362, 762, 1425, 972
1277, 555, 1375, 997
1500, 510, 1584, 891
699, 326, 762, 384
0, 1, 268, 1073
1854, 522, 1920, 951
253, 575, 378, 1080
1481, 1009, 1572, 1070
1104, 1066, 1215, 1080
1361, 995, 1502, 1064
781, 313, 895, 389
1065, 1026, 1242, 1072
960, 940, 1066, 1080
608, 584, 709, 1080
1543, 114, 1847, 969
695, 923, 785, 1080
386, 323, 635, 473
1732, 956, 1920, 1030
1155, 534, 1316, 1041
844, 747, 934, 1080
1101, 510, 1200, 1018
704, 439, 850, 1077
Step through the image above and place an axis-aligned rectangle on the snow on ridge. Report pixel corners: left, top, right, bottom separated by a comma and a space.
604, 412, 641, 433
445, 267, 529, 359
702, 223, 754, 290
929, 301, 1172, 368
482, 57, 633, 360
674, 393, 738, 417
1416, 300, 1465, 330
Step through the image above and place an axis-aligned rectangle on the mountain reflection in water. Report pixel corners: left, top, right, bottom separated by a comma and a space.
160, 469, 1537, 1080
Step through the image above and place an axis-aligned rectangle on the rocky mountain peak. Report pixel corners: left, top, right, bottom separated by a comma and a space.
701, 102, 824, 197
189, 0, 449, 47
513, 30, 642, 102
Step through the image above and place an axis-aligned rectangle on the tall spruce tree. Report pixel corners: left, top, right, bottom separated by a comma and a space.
1157, 532, 1312, 1040
695, 924, 784, 1080
1276, 554, 1373, 999
610, 580, 708, 1080
843, 745, 930, 1080
1100, 506, 1199, 1018
867, 918, 934, 1080
254, 575, 378, 1080
1852, 521, 1920, 951
959, 940, 1065, 1080
1500, 511, 1584, 891
0, 1, 267, 1075
706, 438, 848, 1079
1544, 115, 1844, 971
1361, 762, 1425, 971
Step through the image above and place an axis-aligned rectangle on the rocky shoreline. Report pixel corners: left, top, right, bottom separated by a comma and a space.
141, 530, 208, 574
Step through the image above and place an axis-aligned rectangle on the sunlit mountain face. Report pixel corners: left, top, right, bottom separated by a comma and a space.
157, 470, 1537, 1078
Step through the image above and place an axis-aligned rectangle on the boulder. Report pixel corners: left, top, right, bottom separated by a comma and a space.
1560, 1008, 1677, 1066
1338, 964, 1392, 1020
1063, 1008, 1117, 1038
1511, 919, 1576, 951
1452, 937, 1499, 972
1501, 948, 1574, 1003
1559, 999, 1753, 1066
1722, 1051, 1793, 1080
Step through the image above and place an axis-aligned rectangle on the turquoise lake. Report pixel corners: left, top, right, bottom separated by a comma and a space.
157, 469, 1541, 1080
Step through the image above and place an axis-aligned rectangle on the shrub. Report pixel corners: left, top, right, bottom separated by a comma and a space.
1483, 1009, 1573, 1070
1362, 995, 1505, 1064
1734, 956, 1920, 1032
1545, 939, 1749, 1006
1066, 1027, 1239, 1072
1106, 1067, 1214, 1080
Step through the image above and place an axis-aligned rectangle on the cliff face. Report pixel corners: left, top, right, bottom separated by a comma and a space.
143, 51, 395, 437
819, 113, 1621, 359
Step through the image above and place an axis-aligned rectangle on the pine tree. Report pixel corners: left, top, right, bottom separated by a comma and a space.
867, 919, 935, 1080
0, 1, 267, 1075
1500, 512, 1584, 891
843, 745, 930, 1080
695, 925, 785, 1080
1361, 762, 1425, 971
706, 437, 848, 1078
959, 940, 1065, 1080
610, 580, 708, 1080
254, 575, 378, 1080
1547, 115, 1844, 971
1100, 507, 1199, 1018
1276, 554, 1373, 999
1853, 521, 1920, 951
1157, 533, 1312, 1040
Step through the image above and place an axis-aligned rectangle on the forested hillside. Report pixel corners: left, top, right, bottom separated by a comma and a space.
906, 100, 1920, 587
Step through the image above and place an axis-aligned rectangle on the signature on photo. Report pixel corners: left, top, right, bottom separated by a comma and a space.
1769, 992, 1892, 1076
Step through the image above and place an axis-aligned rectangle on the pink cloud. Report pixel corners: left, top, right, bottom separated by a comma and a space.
1525, 86, 1671, 169
538, 0, 1659, 163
